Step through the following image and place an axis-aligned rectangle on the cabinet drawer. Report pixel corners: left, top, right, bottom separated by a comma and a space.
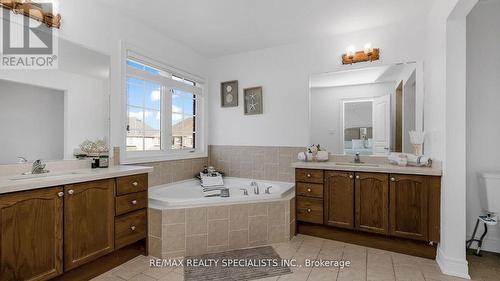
116, 191, 148, 216
296, 183, 323, 198
115, 209, 147, 249
296, 169, 324, 183
116, 174, 148, 196
296, 196, 323, 224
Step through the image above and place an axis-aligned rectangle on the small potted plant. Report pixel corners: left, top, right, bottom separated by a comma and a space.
304, 144, 329, 162
76, 139, 109, 168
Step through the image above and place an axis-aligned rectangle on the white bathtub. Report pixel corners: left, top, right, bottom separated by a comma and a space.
149, 177, 295, 209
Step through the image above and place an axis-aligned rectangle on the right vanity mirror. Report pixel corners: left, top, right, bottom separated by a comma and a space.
309, 62, 423, 156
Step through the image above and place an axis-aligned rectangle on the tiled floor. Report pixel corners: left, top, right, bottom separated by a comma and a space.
92, 234, 498, 281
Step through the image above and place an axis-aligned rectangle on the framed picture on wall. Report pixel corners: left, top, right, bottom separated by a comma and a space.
244, 86, 263, 115
221, 80, 238, 107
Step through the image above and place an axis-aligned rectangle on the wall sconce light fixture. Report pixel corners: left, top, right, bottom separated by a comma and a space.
342, 43, 380, 65
0, 0, 61, 28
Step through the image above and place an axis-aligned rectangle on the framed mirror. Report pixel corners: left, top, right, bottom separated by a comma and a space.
0, 39, 110, 164
309, 62, 422, 156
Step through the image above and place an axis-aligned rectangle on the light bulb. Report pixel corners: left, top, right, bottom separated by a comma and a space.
347, 46, 356, 58
364, 43, 373, 55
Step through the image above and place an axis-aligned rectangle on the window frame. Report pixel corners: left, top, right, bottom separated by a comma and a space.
120, 45, 207, 164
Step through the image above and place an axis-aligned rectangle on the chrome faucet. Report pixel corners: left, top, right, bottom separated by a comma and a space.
26, 159, 49, 175
17, 156, 28, 164
353, 152, 363, 164
250, 181, 259, 195
265, 186, 272, 194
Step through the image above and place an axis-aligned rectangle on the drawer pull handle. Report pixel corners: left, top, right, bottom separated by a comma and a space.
307, 188, 312, 193
67, 189, 74, 195
307, 208, 312, 213
58, 191, 64, 197
131, 200, 138, 205
356, 175, 360, 179
391, 177, 396, 182
132, 181, 139, 187
306, 173, 311, 178
349, 175, 353, 179
130, 225, 136, 231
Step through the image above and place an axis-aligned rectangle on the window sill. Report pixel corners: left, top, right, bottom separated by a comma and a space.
121, 150, 208, 165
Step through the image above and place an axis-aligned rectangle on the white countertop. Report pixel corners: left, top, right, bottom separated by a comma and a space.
0, 165, 154, 195
291, 161, 442, 176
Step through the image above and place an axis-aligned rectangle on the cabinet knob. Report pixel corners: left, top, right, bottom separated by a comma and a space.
307, 188, 312, 193
130, 225, 136, 231
356, 175, 360, 179
58, 191, 64, 197
307, 208, 312, 213
68, 189, 74, 195
306, 173, 311, 178
349, 175, 353, 179
391, 177, 396, 182
132, 181, 139, 187
131, 200, 137, 205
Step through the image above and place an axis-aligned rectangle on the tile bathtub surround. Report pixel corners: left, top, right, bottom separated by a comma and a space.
208, 145, 305, 182
147, 196, 296, 258
138, 157, 208, 187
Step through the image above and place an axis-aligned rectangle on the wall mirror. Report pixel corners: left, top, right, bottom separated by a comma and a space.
309, 62, 422, 156
0, 39, 110, 165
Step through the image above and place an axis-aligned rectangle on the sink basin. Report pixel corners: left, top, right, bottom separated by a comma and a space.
10, 171, 86, 181
335, 162, 380, 168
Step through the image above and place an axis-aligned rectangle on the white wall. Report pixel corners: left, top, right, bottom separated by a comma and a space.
310, 83, 393, 153
208, 21, 426, 147
0, 80, 64, 164
0, 70, 108, 160
56, 0, 209, 152
466, 0, 500, 253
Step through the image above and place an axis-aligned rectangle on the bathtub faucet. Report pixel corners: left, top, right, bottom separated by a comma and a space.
250, 181, 259, 195
265, 186, 272, 194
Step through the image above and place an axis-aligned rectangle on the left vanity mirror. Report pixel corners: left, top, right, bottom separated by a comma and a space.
0, 39, 110, 164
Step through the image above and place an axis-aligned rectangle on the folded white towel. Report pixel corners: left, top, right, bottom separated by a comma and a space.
388, 153, 431, 167
200, 172, 224, 187
203, 190, 220, 197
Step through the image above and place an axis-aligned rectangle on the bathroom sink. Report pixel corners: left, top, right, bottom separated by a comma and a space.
9, 171, 87, 181
334, 162, 380, 168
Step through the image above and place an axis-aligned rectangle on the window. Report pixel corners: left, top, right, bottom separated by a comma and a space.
123, 53, 204, 162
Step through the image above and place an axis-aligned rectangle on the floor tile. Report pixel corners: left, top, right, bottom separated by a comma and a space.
92, 235, 500, 281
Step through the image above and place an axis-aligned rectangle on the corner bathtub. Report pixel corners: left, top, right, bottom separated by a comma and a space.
147, 177, 296, 258
148, 177, 295, 209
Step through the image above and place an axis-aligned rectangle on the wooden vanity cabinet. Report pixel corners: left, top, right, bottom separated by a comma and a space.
389, 174, 441, 242
0, 187, 63, 281
64, 179, 115, 270
324, 171, 354, 229
296, 167, 441, 258
354, 172, 389, 234
0, 173, 149, 281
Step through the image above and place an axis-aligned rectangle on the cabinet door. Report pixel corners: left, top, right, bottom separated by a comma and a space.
389, 174, 428, 241
324, 171, 354, 229
64, 179, 115, 270
355, 172, 389, 234
0, 187, 63, 281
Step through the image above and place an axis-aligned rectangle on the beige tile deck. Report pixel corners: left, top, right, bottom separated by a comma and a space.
93, 234, 495, 281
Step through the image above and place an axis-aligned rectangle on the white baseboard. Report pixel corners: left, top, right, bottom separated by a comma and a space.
466, 234, 500, 253
436, 247, 470, 279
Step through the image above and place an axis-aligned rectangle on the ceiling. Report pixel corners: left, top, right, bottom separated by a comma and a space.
310, 63, 416, 88
94, 0, 432, 58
